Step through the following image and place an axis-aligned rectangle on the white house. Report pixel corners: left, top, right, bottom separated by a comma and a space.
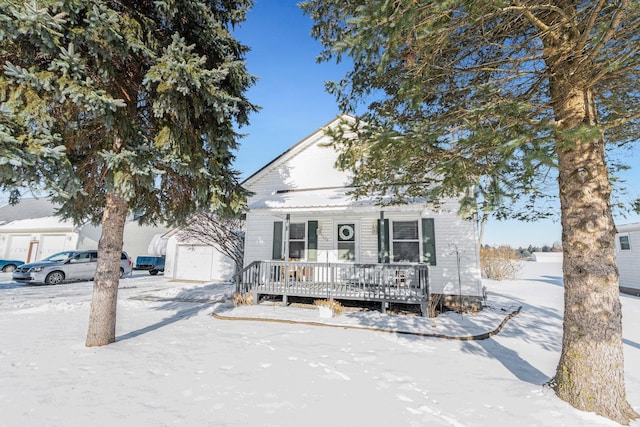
615, 222, 640, 293
0, 198, 169, 263
239, 116, 483, 313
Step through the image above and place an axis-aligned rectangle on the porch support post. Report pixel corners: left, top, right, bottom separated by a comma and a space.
379, 211, 386, 263
284, 214, 290, 260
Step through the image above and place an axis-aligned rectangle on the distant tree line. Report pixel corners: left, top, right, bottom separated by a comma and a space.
482, 243, 563, 260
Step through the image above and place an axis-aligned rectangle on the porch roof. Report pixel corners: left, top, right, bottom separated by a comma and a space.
248, 187, 428, 213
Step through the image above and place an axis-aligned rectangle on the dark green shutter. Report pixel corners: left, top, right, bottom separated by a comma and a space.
377, 219, 390, 263
422, 218, 436, 265
272, 221, 283, 260
307, 221, 318, 261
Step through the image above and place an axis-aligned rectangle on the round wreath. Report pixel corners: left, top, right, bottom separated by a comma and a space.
338, 224, 354, 241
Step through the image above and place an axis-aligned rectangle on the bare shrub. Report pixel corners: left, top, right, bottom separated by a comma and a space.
231, 292, 253, 306
428, 293, 443, 317
480, 246, 522, 280
314, 299, 344, 316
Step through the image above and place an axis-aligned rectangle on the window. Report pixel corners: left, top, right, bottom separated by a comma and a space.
619, 235, 631, 251
288, 223, 306, 260
337, 223, 355, 261
392, 221, 420, 262
272, 221, 318, 261
378, 218, 437, 265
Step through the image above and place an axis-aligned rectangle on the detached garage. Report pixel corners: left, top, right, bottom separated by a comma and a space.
0, 199, 99, 262
164, 232, 236, 283
0, 198, 168, 264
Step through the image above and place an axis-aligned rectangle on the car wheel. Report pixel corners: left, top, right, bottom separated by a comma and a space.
149, 269, 158, 276
119, 267, 125, 278
2, 264, 16, 273
45, 271, 65, 285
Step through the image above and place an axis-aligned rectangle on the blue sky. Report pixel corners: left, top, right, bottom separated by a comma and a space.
233, 1, 640, 248
232, 0, 349, 179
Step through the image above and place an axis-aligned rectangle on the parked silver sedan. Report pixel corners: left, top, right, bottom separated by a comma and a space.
12, 250, 133, 285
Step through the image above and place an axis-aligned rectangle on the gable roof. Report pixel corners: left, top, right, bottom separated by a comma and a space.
0, 198, 59, 225
242, 114, 355, 187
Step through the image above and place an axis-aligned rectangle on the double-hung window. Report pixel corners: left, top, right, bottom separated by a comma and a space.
392, 221, 420, 262
288, 223, 306, 260
378, 218, 436, 265
619, 235, 631, 251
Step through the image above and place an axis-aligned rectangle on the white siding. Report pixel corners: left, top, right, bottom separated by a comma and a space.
245, 132, 351, 207
427, 209, 482, 297
243, 212, 283, 265
616, 226, 640, 290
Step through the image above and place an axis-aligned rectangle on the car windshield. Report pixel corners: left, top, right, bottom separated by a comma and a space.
42, 252, 76, 262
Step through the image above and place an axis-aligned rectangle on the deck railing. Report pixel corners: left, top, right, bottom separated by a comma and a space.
234, 260, 429, 315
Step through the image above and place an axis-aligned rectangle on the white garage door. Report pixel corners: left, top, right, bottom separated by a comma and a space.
174, 245, 235, 282
6, 235, 31, 262
39, 235, 68, 260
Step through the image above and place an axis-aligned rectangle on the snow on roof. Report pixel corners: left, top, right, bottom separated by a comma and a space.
249, 187, 428, 212
147, 233, 168, 256
0, 197, 58, 225
0, 216, 76, 232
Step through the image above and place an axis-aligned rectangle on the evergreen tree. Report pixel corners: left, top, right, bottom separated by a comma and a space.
301, 0, 639, 423
1, 0, 257, 346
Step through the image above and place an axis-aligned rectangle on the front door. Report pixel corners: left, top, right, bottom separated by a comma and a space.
26, 240, 39, 263
336, 222, 357, 262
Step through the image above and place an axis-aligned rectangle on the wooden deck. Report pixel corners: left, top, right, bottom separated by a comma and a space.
234, 261, 430, 316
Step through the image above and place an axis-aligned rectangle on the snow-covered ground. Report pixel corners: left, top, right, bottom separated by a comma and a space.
0, 262, 638, 427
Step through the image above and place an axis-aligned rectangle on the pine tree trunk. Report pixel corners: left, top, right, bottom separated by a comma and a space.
551, 82, 638, 423
86, 191, 128, 347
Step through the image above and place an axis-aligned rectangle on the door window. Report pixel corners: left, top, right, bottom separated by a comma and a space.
337, 223, 356, 261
